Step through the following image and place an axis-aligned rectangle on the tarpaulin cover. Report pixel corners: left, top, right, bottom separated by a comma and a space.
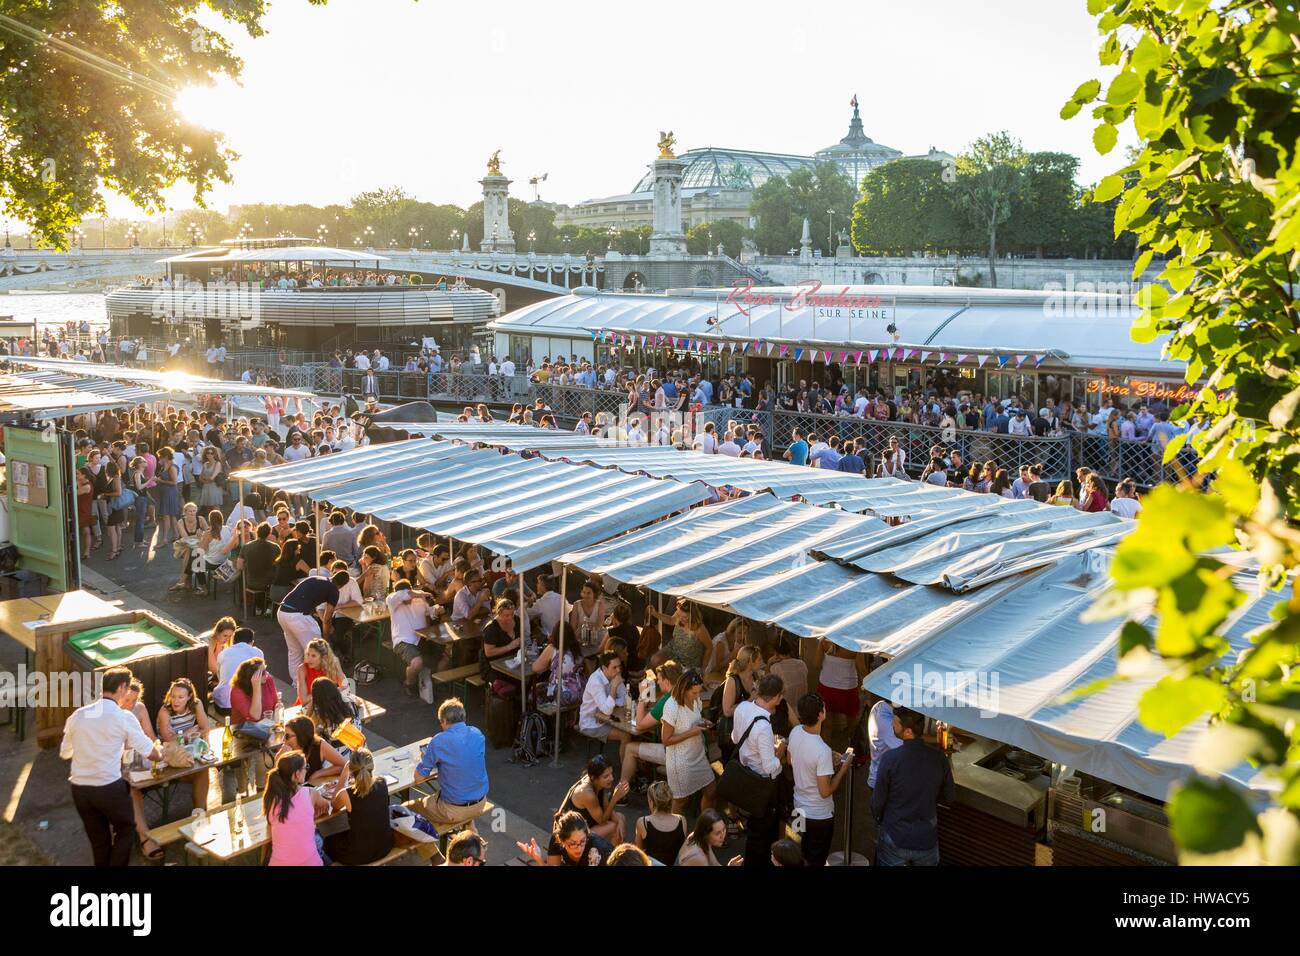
233, 438, 709, 571
864, 551, 1281, 802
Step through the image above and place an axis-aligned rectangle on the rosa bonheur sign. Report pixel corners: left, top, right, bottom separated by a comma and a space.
1086, 378, 1228, 402
726, 278, 893, 323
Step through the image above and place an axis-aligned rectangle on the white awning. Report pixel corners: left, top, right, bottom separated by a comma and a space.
863, 551, 1281, 802
5, 357, 316, 400
233, 438, 710, 571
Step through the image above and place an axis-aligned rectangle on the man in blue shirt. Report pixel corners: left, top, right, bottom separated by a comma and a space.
837, 438, 866, 474
871, 707, 954, 866
784, 428, 810, 466
416, 697, 490, 830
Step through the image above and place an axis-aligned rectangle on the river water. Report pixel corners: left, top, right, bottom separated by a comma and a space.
0, 291, 108, 332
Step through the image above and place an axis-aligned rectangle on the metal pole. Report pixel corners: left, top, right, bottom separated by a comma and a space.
840, 759, 854, 865
519, 571, 527, 717
551, 565, 567, 767
238, 478, 247, 619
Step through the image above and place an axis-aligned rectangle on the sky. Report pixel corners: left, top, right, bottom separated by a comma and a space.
82, 0, 1129, 222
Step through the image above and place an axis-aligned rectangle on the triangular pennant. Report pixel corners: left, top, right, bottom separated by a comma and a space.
977, 354, 988, 368
866, 349, 877, 364
838, 351, 848, 364
1034, 354, 1046, 366
1015, 354, 1028, 367
997, 355, 1009, 367
779, 344, 789, 357
794, 348, 804, 362
853, 351, 863, 365
957, 354, 969, 363
920, 351, 931, 363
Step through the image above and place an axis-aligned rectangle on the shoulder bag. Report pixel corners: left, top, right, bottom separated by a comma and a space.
715, 713, 776, 817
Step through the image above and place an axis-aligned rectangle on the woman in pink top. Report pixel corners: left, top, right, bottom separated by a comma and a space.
264, 752, 329, 866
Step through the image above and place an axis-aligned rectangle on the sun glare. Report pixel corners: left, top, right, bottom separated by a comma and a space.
173, 84, 227, 132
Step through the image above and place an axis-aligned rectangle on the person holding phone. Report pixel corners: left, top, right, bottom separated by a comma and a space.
789, 692, 854, 867
660, 669, 717, 815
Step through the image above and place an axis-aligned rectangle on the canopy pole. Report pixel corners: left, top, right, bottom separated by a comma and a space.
238, 477, 247, 620
551, 565, 567, 767
519, 570, 528, 733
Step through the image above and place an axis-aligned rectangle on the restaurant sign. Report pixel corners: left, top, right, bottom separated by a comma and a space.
1086, 378, 1228, 402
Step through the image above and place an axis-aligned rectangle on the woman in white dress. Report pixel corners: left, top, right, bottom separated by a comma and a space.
659, 669, 718, 814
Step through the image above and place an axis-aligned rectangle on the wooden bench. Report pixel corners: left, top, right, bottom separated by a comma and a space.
147, 795, 246, 849
431, 663, 482, 703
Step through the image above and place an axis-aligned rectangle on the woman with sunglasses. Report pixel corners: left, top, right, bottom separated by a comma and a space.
517, 810, 612, 867
660, 668, 718, 814
196, 447, 224, 509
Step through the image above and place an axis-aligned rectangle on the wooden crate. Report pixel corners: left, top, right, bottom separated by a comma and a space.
35, 609, 205, 749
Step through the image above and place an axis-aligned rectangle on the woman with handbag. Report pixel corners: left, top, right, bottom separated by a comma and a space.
100, 461, 127, 560
660, 668, 718, 815
127, 456, 150, 550
156, 677, 210, 814
154, 446, 181, 547
169, 502, 208, 592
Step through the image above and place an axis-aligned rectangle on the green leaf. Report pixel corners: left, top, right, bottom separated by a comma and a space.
1119, 620, 1154, 657
1070, 78, 1102, 103
1213, 460, 1260, 516
1092, 174, 1125, 202
1132, 249, 1153, 279
1167, 778, 1260, 855
1138, 675, 1226, 737
1106, 70, 1142, 105
1093, 123, 1118, 155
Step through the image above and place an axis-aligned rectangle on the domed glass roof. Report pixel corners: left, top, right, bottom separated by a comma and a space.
632, 148, 817, 193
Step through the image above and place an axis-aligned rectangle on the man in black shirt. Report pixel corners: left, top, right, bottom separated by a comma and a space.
239, 521, 280, 616
277, 570, 348, 682
870, 707, 954, 866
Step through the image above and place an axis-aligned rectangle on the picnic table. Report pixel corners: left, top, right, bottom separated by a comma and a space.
179, 736, 435, 862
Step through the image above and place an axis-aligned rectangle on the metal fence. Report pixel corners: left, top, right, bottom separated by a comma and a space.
530, 383, 629, 423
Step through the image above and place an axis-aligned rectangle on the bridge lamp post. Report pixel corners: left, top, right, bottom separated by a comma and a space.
409, 226, 419, 252
827, 208, 835, 257
363, 225, 375, 250
527, 230, 536, 254
317, 224, 329, 245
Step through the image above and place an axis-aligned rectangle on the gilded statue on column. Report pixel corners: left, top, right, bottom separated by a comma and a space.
657, 131, 676, 160
486, 150, 502, 176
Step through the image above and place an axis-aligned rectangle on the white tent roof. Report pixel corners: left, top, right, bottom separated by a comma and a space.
491, 286, 1176, 373
0, 371, 168, 419
233, 438, 710, 571
863, 551, 1281, 802
5, 357, 316, 400
160, 245, 388, 265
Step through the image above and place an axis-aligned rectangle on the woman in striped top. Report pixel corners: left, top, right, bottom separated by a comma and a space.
157, 677, 211, 812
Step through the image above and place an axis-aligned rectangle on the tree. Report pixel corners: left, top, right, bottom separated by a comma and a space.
686, 220, 746, 257
1067, 0, 1300, 863
0, 1, 328, 248
1004, 152, 1081, 257
750, 160, 855, 256
851, 158, 963, 255
953, 132, 1027, 286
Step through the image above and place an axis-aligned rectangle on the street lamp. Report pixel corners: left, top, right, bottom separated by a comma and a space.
363, 225, 375, 250
409, 226, 419, 251
317, 224, 329, 245
187, 224, 203, 247
527, 229, 536, 253
827, 208, 835, 257
449, 228, 460, 250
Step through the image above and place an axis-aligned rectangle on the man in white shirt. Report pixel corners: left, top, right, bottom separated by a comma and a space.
283, 433, 312, 462
375, 350, 390, 371
213, 628, 261, 713
528, 573, 569, 638
693, 421, 720, 454
387, 578, 438, 697
718, 430, 741, 456
60, 667, 162, 865
867, 698, 903, 788
353, 351, 371, 371
1010, 464, 1032, 499
1007, 410, 1033, 437
1109, 478, 1142, 519
451, 570, 492, 627
579, 652, 631, 755
853, 389, 870, 417
789, 692, 854, 867
501, 357, 515, 377
732, 674, 786, 867
487, 357, 499, 376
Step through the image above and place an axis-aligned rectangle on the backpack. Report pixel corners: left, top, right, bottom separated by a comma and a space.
511, 710, 551, 767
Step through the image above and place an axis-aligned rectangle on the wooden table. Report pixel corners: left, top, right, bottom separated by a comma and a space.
491, 657, 535, 682
599, 705, 643, 739
334, 601, 390, 664
178, 735, 435, 862
129, 723, 264, 793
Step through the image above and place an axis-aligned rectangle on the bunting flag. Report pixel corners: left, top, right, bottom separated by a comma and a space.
853, 351, 863, 364
1034, 354, 1046, 366
1015, 354, 1028, 367
838, 351, 848, 364
978, 354, 989, 368
866, 349, 877, 364
920, 351, 931, 363
779, 344, 789, 357
895, 348, 906, 361
794, 348, 804, 362
957, 353, 969, 363
997, 355, 1010, 368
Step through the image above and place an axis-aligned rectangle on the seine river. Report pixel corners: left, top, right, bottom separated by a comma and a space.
0, 291, 107, 332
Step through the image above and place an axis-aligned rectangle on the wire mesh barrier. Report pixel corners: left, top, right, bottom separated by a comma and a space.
530, 383, 629, 424
1072, 433, 1198, 486
694, 407, 775, 449
768, 411, 1075, 482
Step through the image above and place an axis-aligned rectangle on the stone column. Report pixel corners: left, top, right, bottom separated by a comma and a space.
648, 157, 687, 257
480, 174, 516, 253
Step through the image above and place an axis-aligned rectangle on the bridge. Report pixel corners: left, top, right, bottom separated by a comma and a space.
0, 246, 611, 296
